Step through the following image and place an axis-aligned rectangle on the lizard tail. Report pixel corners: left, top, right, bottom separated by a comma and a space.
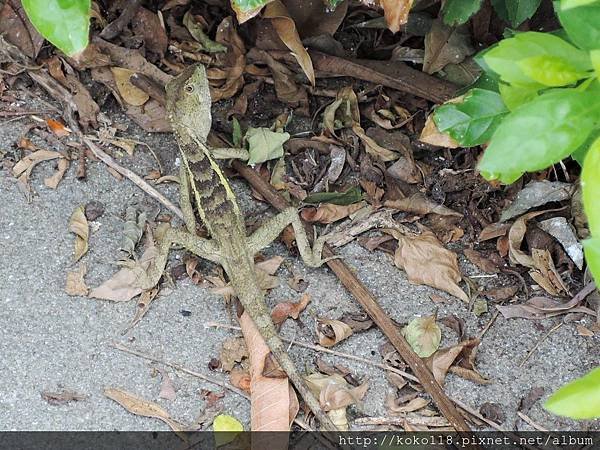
264, 333, 339, 432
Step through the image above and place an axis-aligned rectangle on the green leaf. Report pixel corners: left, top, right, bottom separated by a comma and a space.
592, 50, 600, 78
518, 55, 590, 86
584, 238, 600, 285
582, 136, 600, 236
571, 130, 600, 165
244, 127, 290, 165
483, 32, 591, 86
478, 89, 600, 183
303, 187, 363, 206
213, 414, 243, 446
433, 89, 508, 147
22, 0, 90, 56
232, 118, 242, 148
558, 2, 600, 49
402, 315, 441, 358
491, 0, 542, 27
544, 366, 600, 419
442, 0, 483, 25
230, 0, 272, 13
499, 82, 540, 110
561, 0, 599, 10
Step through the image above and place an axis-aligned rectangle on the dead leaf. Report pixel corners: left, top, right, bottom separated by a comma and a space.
220, 337, 248, 372
0, 0, 44, 59
508, 210, 549, 268
463, 248, 499, 274
44, 158, 69, 189
65, 264, 88, 296
419, 114, 459, 148
69, 205, 89, 262
529, 248, 569, 296
301, 201, 365, 224
45, 118, 70, 137
483, 286, 519, 301
501, 181, 574, 222
539, 217, 584, 270
210, 17, 246, 102
448, 339, 490, 384
389, 229, 469, 302
387, 396, 430, 414
439, 314, 464, 340
478, 222, 510, 241
132, 7, 168, 56
576, 324, 594, 337
111, 67, 150, 106
402, 314, 441, 358
380, 0, 414, 33
425, 341, 467, 385
321, 378, 369, 411
271, 293, 311, 325
156, 368, 177, 401
230, 367, 252, 393
264, 1, 315, 85
41, 389, 87, 405
185, 257, 203, 284
385, 193, 461, 217
519, 387, 545, 412
496, 295, 596, 320
423, 19, 474, 74
480, 402, 505, 424
122, 287, 160, 334
104, 387, 186, 432
317, 319, 353, 347
12, 149, 64, 193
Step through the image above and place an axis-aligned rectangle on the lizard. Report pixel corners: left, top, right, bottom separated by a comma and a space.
140, 64, 338, 431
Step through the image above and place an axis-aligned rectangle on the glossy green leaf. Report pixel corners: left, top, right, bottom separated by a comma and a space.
582, 137, 600, 236
571, 130, 600, 165
561, 0, 598, 10
483, 32, 591, 86
245, 127, 289, 165
442, 0, 483, 25
499, 82, 540, 110
592, 50, 600, 78
519, 55, 590, 86
558, 2, 600, 49
213, 414, 243, 446
303, 187, 363, 206
433, 89, 508, 147
491, 0, 542, 27
22, 0, 90, 56
584, 239, 600, 285
478, 89, 600, 183
545, 366, 600, 419
230, 0, 272, 12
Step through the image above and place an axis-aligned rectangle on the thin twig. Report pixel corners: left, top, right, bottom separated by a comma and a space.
478, 310, 500, 340
517, 411, 549, 432
110, 341, 249, 399
519, 322, 563, 367
83, 137, 184, 220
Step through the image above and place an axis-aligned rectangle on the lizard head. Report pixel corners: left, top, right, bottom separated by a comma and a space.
165, 64, 212, 142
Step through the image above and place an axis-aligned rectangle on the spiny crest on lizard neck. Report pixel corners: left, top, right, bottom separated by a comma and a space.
165, 64, 212, 143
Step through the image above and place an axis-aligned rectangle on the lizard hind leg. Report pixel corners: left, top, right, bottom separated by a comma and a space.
247, 207, 336, 267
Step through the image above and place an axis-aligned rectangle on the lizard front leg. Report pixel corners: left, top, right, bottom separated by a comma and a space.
247, 207, 336, 267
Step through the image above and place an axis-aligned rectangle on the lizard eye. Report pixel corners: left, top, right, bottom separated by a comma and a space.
184, 83, 195, 94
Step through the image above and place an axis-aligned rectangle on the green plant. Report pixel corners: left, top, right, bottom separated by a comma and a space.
443, 0, 543, 26
22, 0, 91, 56
434, 0, 600, 420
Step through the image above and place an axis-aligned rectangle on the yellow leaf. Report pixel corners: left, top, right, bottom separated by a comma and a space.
419, 114, 459, 148
264, 1, 315, 86
213, 414, 243, 446
402, 314, 441, 358
69, 205, 89, 262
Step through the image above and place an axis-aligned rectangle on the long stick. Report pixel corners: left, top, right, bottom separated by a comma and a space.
232, 160, 472, 433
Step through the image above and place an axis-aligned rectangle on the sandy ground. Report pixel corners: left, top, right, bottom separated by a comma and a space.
1, 97, 598, 432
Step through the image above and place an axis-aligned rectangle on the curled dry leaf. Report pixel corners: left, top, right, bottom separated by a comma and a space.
508, 210, 551, 268
69, 205, 89, 262
388, 229, 469, 302
316, 319, 353, 347
0, 0, 44, 59
385, 193, 462, 217
271, 293, 311, 325
386, 394, 429, 414
45, 118, 70, 137
301, 201, 365, 224
496, 295, 596, 320
380, 0, 414, 33
220, 337, 249, 372
423, 18, 474, 74
402, 314, 441, 358
185, 257, 203, 284
539, 217, 584, 269
111, 67, 150, 106
448, 339, 490, 384
122, 286, 160, 334
156, 367, 177, 401
463, 248, 500, 274
120, 206, 147, 257
44, 158, 70, 190
529, 248, 569, 296
12, 149, 65, 193
425, 339, 473, 385
210, 17, 246, 102
263, 1, 315, 85
104, 387, 186, 432
500, 181, 574, 222
65, 264, 88, 296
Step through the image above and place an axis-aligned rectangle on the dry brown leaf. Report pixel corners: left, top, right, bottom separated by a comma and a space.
0, 0, 44, 59
220, 337, 249, 372
111, 67, 150, 106
321, 378, 369, 411
478, 222, 511, 241
45, 118, 70, 137
385, 193, 462, 217
271, 293, 311, 325
283, 0, 347, 37
264, 1, 315, 86
156, 367, 177, 401
316, 319, 353, 347
132, 7, 168, 56
104, 387, 186, 432
508, 210, 549, 268
387, 396, 430, 414
419, 114, 459, 148
185, 257, 203, 284
353, 124, 400, 162
529, 248, 569, 296
448, 339, 490, 384
41, 389, 87, 405
122, 286, 160, 333
210, 17, 246, 102
69, 205, 89, 262
496, 296, 595, 320
301, 201, 365, 224
239, 310, 291, 431
425, 340, 470, 385
12, 149, 64, 192
389, 229, 468, 302
463, 248, 499, 274
380, 0, 414, 33
576, 324, 595, 337
423, 18, 474, 74
44, 158, 69, 189
65, 264, 88, 296
230, 367, 252, 393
